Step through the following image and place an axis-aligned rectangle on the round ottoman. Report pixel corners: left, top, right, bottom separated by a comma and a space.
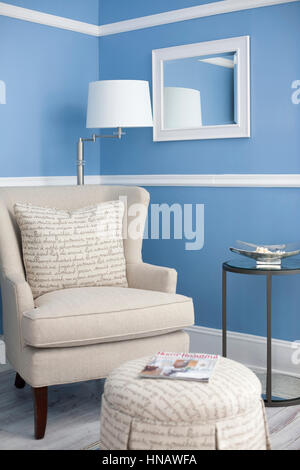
99, 356, 271, 450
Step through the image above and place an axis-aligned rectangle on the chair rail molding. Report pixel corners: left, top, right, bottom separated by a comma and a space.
99, 174, 300, 188
0, 0, 298, 36
1, 174, 300, 187
0, 175, 101, 187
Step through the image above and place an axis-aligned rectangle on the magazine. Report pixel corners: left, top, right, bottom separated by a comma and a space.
139, 352, 219, 382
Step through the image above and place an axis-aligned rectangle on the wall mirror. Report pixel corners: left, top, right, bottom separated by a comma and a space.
152, 36, 250, 141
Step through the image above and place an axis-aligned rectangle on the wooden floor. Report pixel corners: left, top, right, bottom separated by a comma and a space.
267, 406, 300, 450
0, 369, 104, 450
0, 367, 299, 450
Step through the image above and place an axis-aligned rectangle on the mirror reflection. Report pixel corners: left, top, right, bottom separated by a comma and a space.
163, 52, 237, 129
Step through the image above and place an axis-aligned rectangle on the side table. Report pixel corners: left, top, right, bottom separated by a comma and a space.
222, 258, 300, 407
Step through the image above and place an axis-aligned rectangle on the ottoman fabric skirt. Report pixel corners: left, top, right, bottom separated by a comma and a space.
100, 357, 271, 451
100, 396, 270, 450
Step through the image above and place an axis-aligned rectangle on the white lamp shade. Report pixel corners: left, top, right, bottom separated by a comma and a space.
86, 80, 153, 128
163, 87, 202, 129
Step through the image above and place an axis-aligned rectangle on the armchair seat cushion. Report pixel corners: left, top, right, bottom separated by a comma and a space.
22, 287, 194, 348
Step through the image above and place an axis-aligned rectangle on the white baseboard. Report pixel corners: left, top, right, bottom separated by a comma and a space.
186, 325, 300, 378
0, 335, 9, 371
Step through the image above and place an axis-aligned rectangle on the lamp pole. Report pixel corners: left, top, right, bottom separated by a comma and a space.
77, 127, 123, 186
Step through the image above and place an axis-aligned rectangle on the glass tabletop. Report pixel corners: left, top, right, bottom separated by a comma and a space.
224, 257, 300, 272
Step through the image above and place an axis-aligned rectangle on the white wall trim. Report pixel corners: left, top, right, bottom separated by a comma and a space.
1, 174, 300, 188
0, 1, 298, 37
187, 325, 300, 378
0, 335, 10, 372
98, 0, 299, 36
99, 174, 300, 188
0, 175, 101, 187
0, 336, 5, 365
0, 2, 99, 36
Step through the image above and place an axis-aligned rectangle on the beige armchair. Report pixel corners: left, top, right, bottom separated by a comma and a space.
0, 185, 194, 439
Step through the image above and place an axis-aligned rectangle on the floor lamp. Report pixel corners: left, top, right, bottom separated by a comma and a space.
77, 80, 153, 185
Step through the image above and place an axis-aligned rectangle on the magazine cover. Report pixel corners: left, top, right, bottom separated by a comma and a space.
139, 352, 219, 382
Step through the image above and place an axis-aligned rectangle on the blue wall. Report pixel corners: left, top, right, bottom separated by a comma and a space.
99, 3, 300, 175
0, 11, 100, 178
99, 1, 300, 343
142, 186, 300, 341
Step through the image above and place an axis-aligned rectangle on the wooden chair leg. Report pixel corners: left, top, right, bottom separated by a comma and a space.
32, 386, 48, 440
15, 373, 26, 389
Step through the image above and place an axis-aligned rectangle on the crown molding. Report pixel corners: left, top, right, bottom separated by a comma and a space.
0, 2, 99, 36
1, 174, 300, 188
98, 0, 299, 36
0, 1, 298, 37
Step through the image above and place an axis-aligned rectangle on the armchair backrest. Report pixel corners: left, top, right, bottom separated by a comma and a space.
0, 185, 149, 279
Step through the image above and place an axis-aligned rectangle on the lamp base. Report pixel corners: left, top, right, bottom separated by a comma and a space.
77, 138, 85, 186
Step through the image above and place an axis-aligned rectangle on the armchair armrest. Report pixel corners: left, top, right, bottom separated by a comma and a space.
1, 272, 34, 314
126, 262, 177, 294
0, 272, 34, 366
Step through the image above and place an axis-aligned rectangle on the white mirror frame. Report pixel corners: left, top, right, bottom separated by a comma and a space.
152, 35, 250, 142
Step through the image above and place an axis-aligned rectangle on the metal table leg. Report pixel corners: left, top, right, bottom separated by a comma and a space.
266, 272, 272, 406
223, 262, 300, 407
222, 268, 227, 357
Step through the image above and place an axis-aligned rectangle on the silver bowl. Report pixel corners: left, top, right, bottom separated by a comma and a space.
230, 241, 300, 266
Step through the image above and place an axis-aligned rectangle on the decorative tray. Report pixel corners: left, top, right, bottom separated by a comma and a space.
230, 241, 300, 266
